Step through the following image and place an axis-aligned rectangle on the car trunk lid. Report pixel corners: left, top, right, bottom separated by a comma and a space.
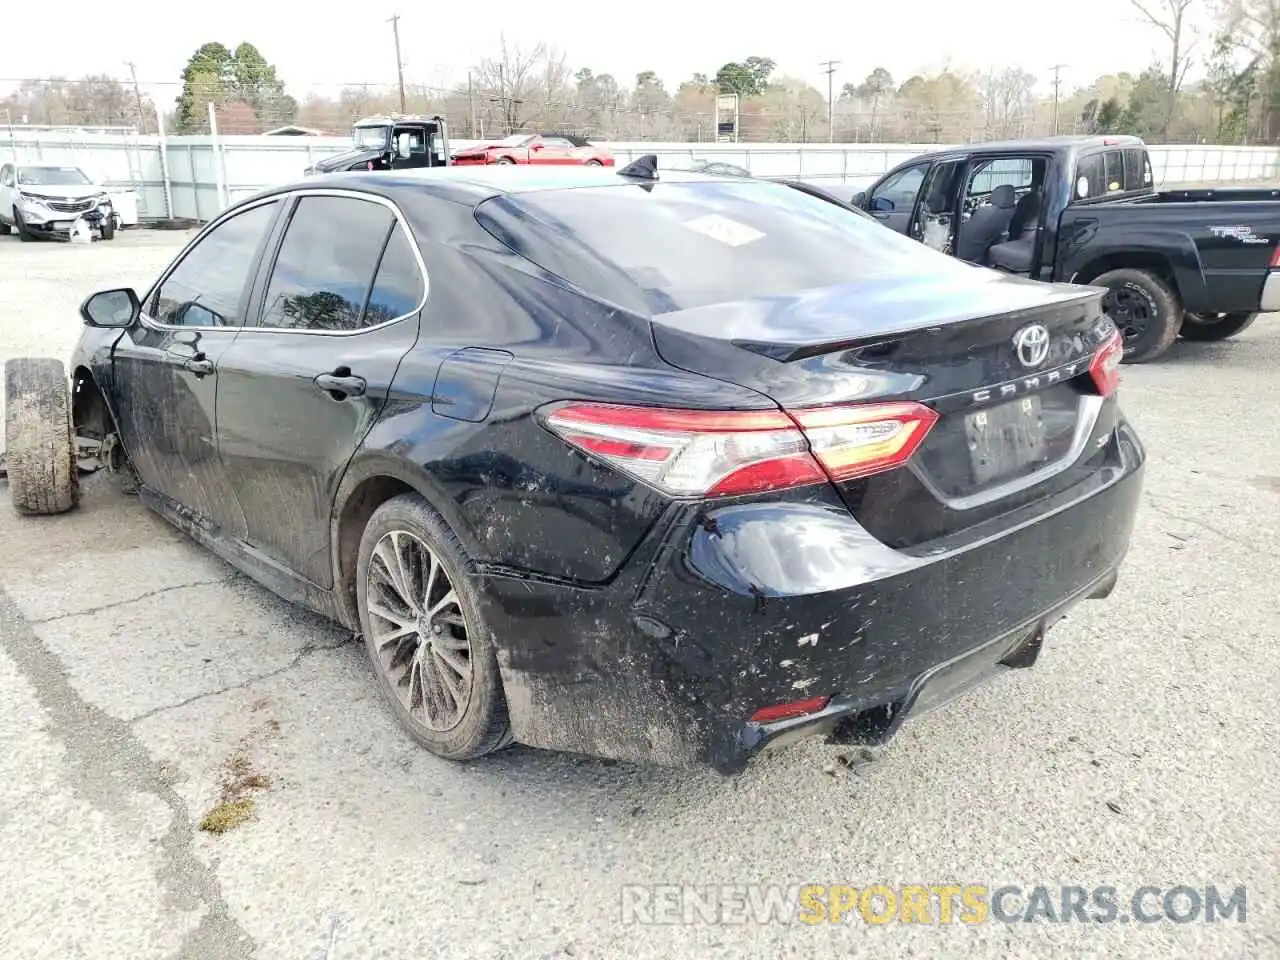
649, 271, 1120, 548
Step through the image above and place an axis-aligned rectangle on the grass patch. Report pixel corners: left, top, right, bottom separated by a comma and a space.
197, 727, 276, 836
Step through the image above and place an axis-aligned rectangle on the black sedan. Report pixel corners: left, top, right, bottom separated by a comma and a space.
3, 162, 1144, 773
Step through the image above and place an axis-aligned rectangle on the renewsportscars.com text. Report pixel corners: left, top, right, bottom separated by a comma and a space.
620, 883, 1247, 926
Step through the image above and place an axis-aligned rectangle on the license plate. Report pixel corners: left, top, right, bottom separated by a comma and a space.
965, 396, 1047, 485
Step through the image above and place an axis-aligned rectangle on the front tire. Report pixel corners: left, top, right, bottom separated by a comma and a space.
355, 493, 512, 761
101, 216, 116, 241
584, 159, 603, 167
494, 156, 515, 165
1178, 312, 1258, 341
1093, 268, 1182, 363
4, 358, 78, 515
13, 208, 35, 242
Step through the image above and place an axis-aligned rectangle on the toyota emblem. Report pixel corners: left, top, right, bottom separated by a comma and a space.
1013, 324, 1050, 368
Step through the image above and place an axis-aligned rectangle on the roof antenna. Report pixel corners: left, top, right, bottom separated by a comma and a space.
618, 154, 659, 181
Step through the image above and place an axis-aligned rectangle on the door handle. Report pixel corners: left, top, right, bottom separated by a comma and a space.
314, 372, 367, 399
184, 357, 214, 376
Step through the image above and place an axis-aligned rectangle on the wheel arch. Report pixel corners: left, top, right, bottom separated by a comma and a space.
71, 364, 113, 439
1072, 252, 1181, 297
329, 454, 485, 632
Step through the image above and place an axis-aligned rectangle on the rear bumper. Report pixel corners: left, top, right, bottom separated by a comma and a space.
480, 417, 1145, 772
1260, 272, 1280, 313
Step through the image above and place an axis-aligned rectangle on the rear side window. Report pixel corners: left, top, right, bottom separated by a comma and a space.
365, 226, 425, 324
476, 180, 966, 314
259, 195, 397, 331
1075, 148, 1153, 202
1124, 148, 1153, 191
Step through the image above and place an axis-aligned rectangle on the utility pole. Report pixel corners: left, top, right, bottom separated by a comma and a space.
388, 14, 406, 113
498, 63, 506, 135
467, 70, 476, 138
819, 59, 840, 142
124, 61, 145, 133
1049, 63, 1067, 135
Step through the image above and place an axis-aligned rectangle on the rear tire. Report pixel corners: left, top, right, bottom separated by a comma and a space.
355, 493, 513, 761
585, 159, 603, 166
1093, 268, 1182, 364
1178, 312, 1258, 341
4, 358, 78, 515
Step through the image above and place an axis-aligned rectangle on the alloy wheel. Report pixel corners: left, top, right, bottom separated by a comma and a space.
365, 529, 473, 732
1103, 285, 1156, 343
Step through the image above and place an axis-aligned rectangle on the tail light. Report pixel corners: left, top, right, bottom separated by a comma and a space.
540, 400, 938, 498
750, 695, 832, 724
1089, 330, 1124, 396
1269, 245, 1280, 268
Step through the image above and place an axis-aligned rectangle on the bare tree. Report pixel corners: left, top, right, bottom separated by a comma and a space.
471, 35, 550, 135
980, 67, 1037, 138
1129, 0, 1198, 135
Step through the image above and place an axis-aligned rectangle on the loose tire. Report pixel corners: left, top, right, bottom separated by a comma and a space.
1093, 268, 1183, 363
356, 493, 512, 761
13, 208, 34, 242
1178, 311, 1258, 341
4, 358, 78, 515
0, 220, 10, 236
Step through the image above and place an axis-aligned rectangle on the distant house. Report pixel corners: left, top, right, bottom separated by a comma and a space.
262, 125, 329, 137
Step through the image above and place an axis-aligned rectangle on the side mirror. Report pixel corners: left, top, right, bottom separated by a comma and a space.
851, 191, 868, 209
395, 133, 413, 159
870, 196, 894, 213
80, 287, 139, 328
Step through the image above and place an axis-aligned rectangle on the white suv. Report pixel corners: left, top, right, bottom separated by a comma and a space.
0, 163, 119, 241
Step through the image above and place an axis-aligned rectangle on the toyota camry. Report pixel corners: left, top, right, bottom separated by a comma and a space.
3, 160, 1143, 773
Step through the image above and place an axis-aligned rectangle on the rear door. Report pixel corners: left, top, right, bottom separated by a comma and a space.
866, 161, 932, 234
110, 197, 285, 538
213, 190, 427, 587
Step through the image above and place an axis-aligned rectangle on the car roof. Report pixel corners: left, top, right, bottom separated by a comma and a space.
271, 165, 729, 206
905, 135, 1145, 166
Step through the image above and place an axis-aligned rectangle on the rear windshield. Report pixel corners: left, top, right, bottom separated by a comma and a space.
1074, 148, 1154, 202
475, 179, 969, 314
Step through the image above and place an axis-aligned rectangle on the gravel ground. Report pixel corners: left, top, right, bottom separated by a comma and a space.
0, 228, 1277, 960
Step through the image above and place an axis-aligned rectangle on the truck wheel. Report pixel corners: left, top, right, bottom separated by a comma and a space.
1178, 312, 1258, 341
4, 358, 78, 515
1093, 268, 1182, 364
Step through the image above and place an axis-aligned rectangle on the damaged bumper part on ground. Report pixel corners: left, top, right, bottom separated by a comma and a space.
480, 420, 1145, 774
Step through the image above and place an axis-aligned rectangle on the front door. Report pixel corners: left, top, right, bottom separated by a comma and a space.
390, 126, 429, 170
213, 192, 426, 587
111, 198, 285, 539
865, 161, 931, 234
528, 136, 576, 165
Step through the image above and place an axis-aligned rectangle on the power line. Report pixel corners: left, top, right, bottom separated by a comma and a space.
819, 60, 840, 142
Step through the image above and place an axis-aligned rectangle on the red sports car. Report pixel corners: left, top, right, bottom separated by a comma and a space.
450, 133, 615, 167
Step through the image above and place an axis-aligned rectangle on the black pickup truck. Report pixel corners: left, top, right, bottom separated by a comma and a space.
302, 114, 451, 176
851, 135, 1280, 362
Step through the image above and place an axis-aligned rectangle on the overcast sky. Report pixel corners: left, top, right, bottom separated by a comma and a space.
2, 0, 1220, 102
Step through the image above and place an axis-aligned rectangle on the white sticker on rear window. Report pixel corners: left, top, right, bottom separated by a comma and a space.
681, 213, 765, 247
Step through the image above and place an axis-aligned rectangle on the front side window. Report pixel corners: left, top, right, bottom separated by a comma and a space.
259, 196, 399, 332
151, 200, 281, 327
869, 163, 928, 213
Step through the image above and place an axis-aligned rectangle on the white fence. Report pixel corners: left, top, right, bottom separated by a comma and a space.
6, 128, 1280, 224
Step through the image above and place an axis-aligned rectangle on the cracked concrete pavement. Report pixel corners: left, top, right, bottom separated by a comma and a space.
1, 227, 1277, 959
